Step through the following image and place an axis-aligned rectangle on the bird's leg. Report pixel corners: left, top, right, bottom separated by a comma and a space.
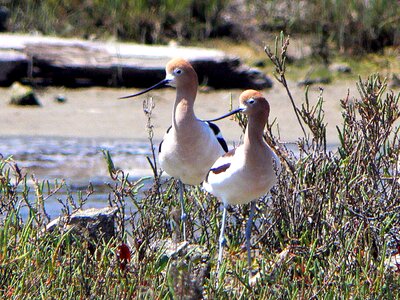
217, 204, 228, 274
178, 179, 187, 241
245, 201, 256, 274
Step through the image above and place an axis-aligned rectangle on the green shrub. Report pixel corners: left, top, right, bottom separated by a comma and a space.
6, 0, 228, 43
253, 0, 400, 54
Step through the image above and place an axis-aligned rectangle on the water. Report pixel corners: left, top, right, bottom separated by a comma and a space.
0, 82, 350, 221
0, 136, 156, 219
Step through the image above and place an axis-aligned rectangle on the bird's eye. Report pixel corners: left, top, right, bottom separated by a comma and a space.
175, 69, 182, 75
247, 99, 255, 104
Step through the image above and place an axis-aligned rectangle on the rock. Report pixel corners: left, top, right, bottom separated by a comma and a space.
150, 239, 190, 259
297, 77, 331, 87
253, 59, 266, 67
55, 94, 67, 103
329, 63, 352, 73
46, 206, 118, 245
9, 82, 41, 106
389, 73, 400, 88
150, 238, 210, 298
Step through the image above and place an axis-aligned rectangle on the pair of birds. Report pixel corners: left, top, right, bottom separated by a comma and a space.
120, 58, 280, 274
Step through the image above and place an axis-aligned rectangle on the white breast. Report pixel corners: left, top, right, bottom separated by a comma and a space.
203, 146, 280, 205
159, 121, 225, 185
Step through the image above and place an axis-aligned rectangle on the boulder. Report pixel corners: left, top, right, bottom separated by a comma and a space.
329, 63, 352, 73
9, 81, 41, 106
150, 238, 210, 298
46, 206, 118, 245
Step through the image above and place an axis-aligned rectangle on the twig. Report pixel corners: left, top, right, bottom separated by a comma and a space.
264, 33, 307, 138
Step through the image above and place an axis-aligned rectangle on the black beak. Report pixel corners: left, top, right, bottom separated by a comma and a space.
205, 107, 244, 122
119, 78, 171, 99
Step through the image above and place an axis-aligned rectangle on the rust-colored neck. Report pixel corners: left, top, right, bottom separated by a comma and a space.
244, 112, 268, 148
172, 81, 198, 128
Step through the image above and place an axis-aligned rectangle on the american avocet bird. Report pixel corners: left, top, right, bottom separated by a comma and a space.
203, 89, 280, 274
120, 58, 228, 241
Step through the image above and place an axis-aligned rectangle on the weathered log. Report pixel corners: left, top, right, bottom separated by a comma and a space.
0, 34, 273, 89
0, 51, 28, 86
0, 6, 9, 32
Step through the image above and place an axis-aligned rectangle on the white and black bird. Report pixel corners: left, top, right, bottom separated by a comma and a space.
203, 89, 280, 274
120, 58, 228, 240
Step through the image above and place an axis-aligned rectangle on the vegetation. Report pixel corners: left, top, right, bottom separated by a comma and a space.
195, 37, 400, 84
251, 0, 400, 54
1, 34, 400, 298
5, 0, 229, 43
3, 0, 400, 53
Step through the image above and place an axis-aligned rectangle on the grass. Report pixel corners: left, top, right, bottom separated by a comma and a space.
196, 37, 400, 85
4, 0, 400, 54
1, 34, 400, 298
5, 0, 229, 43
251, 0, 400, 54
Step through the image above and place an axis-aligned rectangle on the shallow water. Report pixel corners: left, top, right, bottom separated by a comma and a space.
0, 82, 351, 219
0, 134, 341, 220
0, 136, 155, 219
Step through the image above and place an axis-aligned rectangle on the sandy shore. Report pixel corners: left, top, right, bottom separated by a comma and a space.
0, 80, 381, 145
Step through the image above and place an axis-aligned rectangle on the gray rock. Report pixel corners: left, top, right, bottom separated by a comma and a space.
297, 77, 331, 87
55, 94, 67, 103
150, 238, 210, 298
389, 73, 400, 88
329, 63, 352, 73
46, 206, 118, 245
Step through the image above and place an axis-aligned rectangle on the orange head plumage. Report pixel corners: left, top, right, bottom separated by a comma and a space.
238, 89, 270, 118
205, 89, 270, 123
119, 57, 198, 99
165, 58, 198, 89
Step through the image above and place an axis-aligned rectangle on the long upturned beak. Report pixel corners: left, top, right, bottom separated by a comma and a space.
205, 107, 244, 122
119, 78, 171, 99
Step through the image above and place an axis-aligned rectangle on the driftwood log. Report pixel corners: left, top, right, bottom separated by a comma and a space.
0, 34, 272, 89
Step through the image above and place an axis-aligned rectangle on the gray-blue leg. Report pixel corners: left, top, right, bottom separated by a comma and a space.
217, 204, 228, 273
245, 201, 256, 273
178, 180, 187, 241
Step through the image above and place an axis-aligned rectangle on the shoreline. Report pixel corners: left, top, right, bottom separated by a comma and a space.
0, 81, 366, 145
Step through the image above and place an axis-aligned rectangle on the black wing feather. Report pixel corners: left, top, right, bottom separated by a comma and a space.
206, 121, 228, 153
159, 125, 172, 153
